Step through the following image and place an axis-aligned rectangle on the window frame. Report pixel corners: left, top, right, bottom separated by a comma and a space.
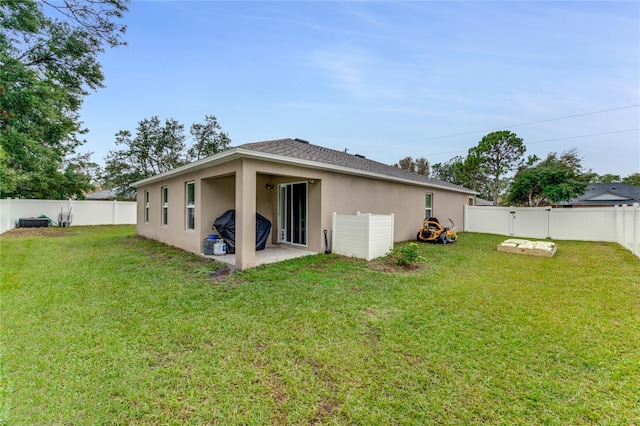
185, 181, 195, 231
425, 192, 433, 219
144, 190, 150, 223
161, 186, 169, 226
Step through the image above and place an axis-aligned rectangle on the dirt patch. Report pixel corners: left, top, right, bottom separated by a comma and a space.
366, 258, 425, 274
208, 265, 232, 281
2, 227, 73, 238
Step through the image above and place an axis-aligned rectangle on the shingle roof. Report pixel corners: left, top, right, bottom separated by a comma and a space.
131, 137, 477, 194
85, 189, 117, 199
561, 182, 640, 205
239, 138, 474, 193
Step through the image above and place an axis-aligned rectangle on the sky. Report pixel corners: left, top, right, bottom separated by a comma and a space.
78, 1, 640, 178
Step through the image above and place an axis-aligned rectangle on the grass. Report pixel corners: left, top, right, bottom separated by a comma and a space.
1, 225, 639, 425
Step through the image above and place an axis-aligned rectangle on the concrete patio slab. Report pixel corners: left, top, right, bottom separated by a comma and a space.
203, 244, 318, 270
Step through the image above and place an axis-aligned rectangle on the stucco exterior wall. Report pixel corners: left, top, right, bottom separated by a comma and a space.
320, 173, 468, 242
136, 158, 471, 260
137, 162, 240, 255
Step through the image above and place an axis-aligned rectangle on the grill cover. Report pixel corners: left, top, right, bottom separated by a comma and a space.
213, 210, 271, 254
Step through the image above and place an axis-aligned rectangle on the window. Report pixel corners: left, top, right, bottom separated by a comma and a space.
425, 193, 433, 219
186, 181, 195, 230
144, 190, 150, 223
161, 186, 168, 226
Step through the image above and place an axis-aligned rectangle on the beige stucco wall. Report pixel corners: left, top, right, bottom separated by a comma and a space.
135, 158, 472, 264
320, 173, 468, 243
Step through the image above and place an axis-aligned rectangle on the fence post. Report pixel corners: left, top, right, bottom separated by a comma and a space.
509, 207, 516, 236
390, 213, 395, 247
463, 204, 468, 232
113, 200, 118, 224
68, 198, 73, 214
332, 212, 337, 252
365, 213, 371, 260
4, 198, 12, 233
631, 203, 640, 257
545, 208, 551, 239
614, 204, 627, 248
613, 205, 619, 246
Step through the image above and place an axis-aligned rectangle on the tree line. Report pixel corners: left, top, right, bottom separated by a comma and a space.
394, 130, 640, 206
104, 115, 230, 199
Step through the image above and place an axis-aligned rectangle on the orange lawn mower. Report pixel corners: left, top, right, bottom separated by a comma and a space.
417, 217, 458, 244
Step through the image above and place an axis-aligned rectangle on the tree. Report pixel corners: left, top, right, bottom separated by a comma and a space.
0, 0, 128, 199
589, 173, 639, 186
454, 153, 492, 199
103, 115, 231, 198
431, 156, 465, 185
469, 130, 526, 205
415, 157, 430, 176
591, 173, 621, 183
508, 149, 590, 206
622, 173, 640, 186
187, 115, 231, 161
431, 155, 494, 199
0, 145, 17, 195
394, 156, 415, 172
393, 156, 429, 176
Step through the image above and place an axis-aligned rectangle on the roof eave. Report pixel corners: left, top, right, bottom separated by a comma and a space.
130, 148, 244, 187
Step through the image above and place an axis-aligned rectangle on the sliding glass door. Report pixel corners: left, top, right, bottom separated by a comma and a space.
278, 182, 307, 246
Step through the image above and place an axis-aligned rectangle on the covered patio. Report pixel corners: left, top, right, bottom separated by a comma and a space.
204, 244, 319, 270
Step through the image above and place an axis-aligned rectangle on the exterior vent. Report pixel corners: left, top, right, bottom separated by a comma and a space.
354, 154, 366, 159
294, 138, 309, 144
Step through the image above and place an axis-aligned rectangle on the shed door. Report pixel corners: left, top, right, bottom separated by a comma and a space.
278, 182, 307, 246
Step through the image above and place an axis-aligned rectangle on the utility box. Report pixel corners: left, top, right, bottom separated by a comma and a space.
203, 239, 216, 255
18, 218, 49, 228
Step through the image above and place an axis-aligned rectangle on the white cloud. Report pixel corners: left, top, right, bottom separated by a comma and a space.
308, 47, 403, 100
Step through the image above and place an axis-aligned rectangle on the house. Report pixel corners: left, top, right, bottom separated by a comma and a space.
131, 138, 477, 270
474, 197, 494, 206
559, 183, 640, 207
84, 189, 118, 200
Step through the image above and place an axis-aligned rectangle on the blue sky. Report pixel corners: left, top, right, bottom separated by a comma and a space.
79, 1, 640, 177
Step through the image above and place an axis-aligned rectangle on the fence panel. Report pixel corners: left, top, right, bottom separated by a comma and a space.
463, 206, 512, 235
549, 208, 615, 241
368, 214, 395, 259
512, 208, 549, 238
464, 204, 639, 258
616, 204, 639, 255
0, 198, 137, 234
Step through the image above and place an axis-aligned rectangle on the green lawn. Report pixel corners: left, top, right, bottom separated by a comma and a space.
1, 225, 639, 425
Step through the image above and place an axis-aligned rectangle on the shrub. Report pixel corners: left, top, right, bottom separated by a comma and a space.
391, 242, 424, 266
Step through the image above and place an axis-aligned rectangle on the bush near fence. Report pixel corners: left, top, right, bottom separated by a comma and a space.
464, 204, 640, 258
1, 198, 137, 234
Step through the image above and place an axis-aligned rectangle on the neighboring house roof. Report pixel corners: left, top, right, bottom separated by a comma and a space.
560, 183, 640, 206
85, 189, 117, 200
474, 197, 494, 206
131, 138, 477, 195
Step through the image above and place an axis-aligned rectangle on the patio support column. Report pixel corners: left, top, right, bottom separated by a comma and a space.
235, 160, 256, 270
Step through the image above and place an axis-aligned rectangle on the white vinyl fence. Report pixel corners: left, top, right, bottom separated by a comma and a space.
464, 204, 640, 258
0, 198, 137, 234
332, 212, 394, 261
